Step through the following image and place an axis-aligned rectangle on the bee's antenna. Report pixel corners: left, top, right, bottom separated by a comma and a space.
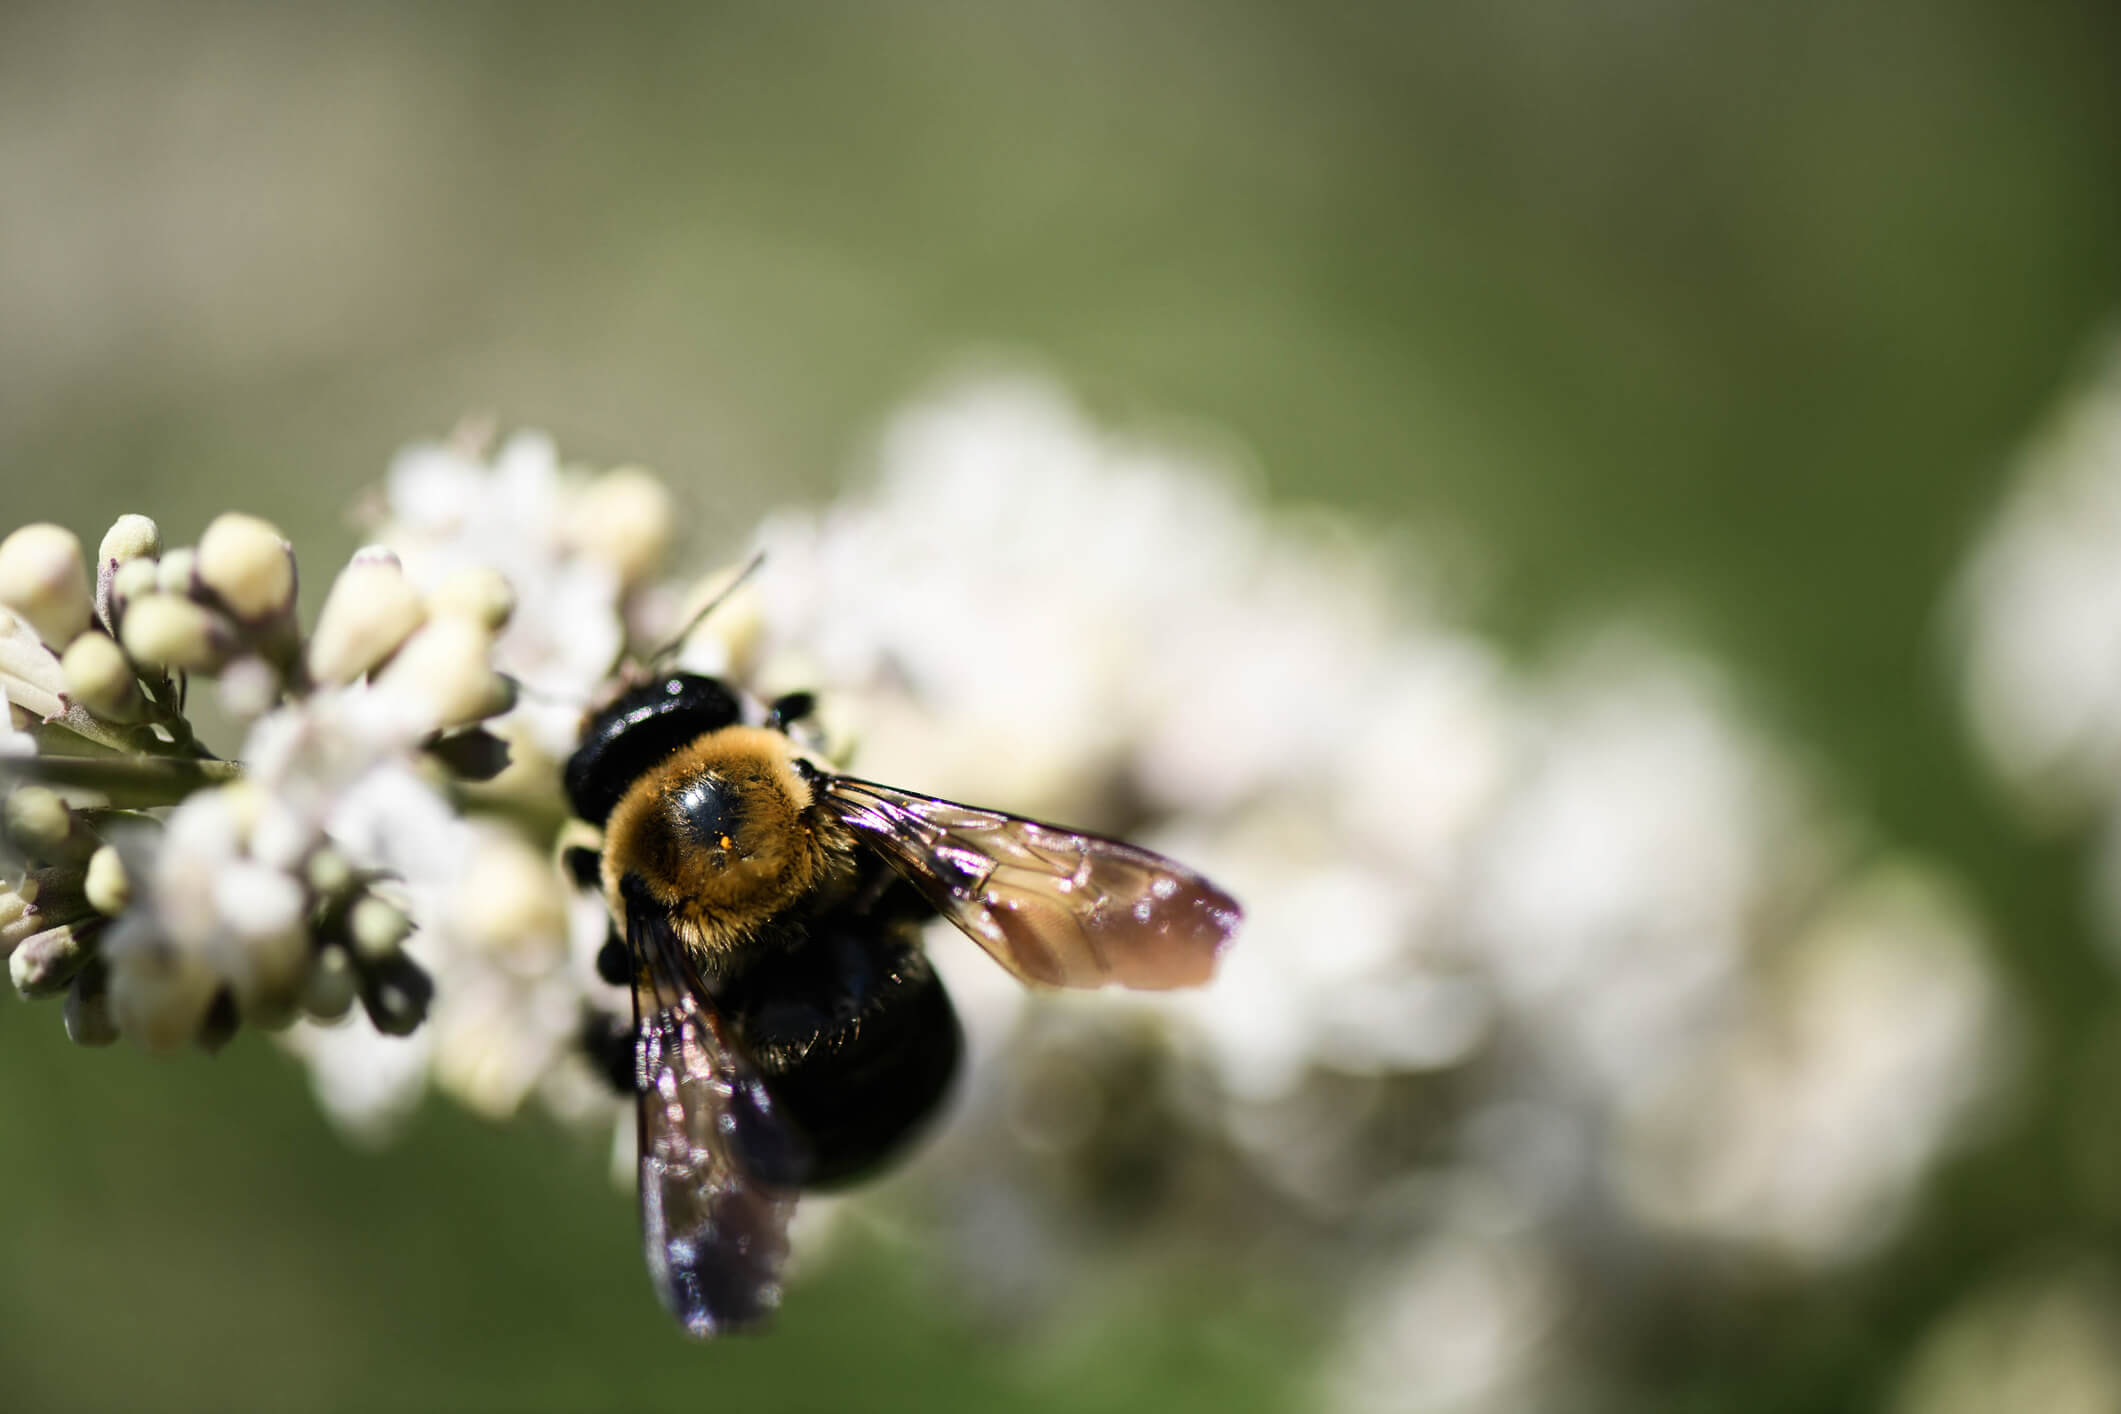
647, 549, 766, 670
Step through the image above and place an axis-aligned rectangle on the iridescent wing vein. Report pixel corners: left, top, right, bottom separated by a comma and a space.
819, 776, 1240, 990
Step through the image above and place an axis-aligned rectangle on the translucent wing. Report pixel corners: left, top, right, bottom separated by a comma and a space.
623, 878, 799, 1336
818, 776, 1240, 990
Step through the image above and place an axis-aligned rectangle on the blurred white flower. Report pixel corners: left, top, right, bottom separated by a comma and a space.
1894, 1261, 2121, 1414
1464, 638, 1800, 1102
1615, 865, 2006, 1259
1325, 1233, 1562, 1414
738, 373, 2014, 1377
1953, 339, 2121, 971
378, 429, 651, 761
1957, 341, 2121, 825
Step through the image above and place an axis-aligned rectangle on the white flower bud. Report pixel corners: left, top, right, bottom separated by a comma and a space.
427, 565, 516, 631
109, 556, 159, 608
300, 945, 357, 1021
305, 846, 353, 899
0, 887, 52, 954
573, 466, 673, 586
372, 616, 513, 732
306, 549, 427, 685
63, 968, 119, 1046
197, 512, 296, 622
84, 844, 130, 916
95, 515, 163, 631
0, 885, 30, 940
0, 524, 93, 650
349, 894, 412, 961
61, 630, 143, 723
97, 515, 162, 568
155, 546, 198, 596
10, 918, 99, 998
119, 593, 235, 673
5, 784, 69, 854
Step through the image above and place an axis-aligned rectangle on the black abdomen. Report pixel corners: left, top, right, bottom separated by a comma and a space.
712, 923, 961, 1189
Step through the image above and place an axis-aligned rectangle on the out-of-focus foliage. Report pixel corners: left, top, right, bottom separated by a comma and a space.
4, 2, 2121, 1411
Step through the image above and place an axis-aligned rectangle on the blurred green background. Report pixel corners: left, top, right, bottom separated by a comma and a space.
4, 2, 2121, 1409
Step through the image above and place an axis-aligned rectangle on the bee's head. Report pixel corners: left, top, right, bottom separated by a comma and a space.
607, 726, 837, 951
565, 673, 742, 826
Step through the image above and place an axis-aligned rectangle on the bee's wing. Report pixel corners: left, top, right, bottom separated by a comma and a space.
623, 878, 798, 1336
818, 776, 1240, 991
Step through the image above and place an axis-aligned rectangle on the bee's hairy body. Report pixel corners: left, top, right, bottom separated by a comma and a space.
600, 727, 844, 974
580, 701, 961, 1189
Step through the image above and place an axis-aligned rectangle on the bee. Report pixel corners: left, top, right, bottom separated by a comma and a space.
563, 670, 1242, 1336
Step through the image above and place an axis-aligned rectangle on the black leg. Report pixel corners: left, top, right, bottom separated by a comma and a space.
764, 690, 816, 734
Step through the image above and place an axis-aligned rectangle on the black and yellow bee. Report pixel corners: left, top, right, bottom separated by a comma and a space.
564, 671, 1241, 1335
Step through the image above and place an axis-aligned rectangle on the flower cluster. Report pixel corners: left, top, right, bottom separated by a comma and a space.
725, 377, 2014, 1406
0, 502, 535, 1054
0, 378, 2023, 1407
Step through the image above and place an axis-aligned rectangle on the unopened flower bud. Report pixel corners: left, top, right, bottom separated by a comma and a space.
0, 524, 93, 650
349, 894, 412, 961
108, 556, 159, 609
84, 844, 130, 916
63, 964, 119, 1047
305, 847, 353, 899
5, 786, 89, 864
155, 547, 198, 597
119, 593, 234, 673
358, 951, 434, 1036
0, 884, 30, 938
95, 516, 162, 631
61, 630, 143, 723
307, 549, 427, 685
575, 466, 673, 586
11, 917, 102, 998
98, 515, 162, 568
374, 616, 513, 732
197, 513, 295, 622
301, 945, 358, 1021
427, 565, 516, 631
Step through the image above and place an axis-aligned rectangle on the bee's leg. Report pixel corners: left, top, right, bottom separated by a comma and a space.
764, 690, 815, 734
